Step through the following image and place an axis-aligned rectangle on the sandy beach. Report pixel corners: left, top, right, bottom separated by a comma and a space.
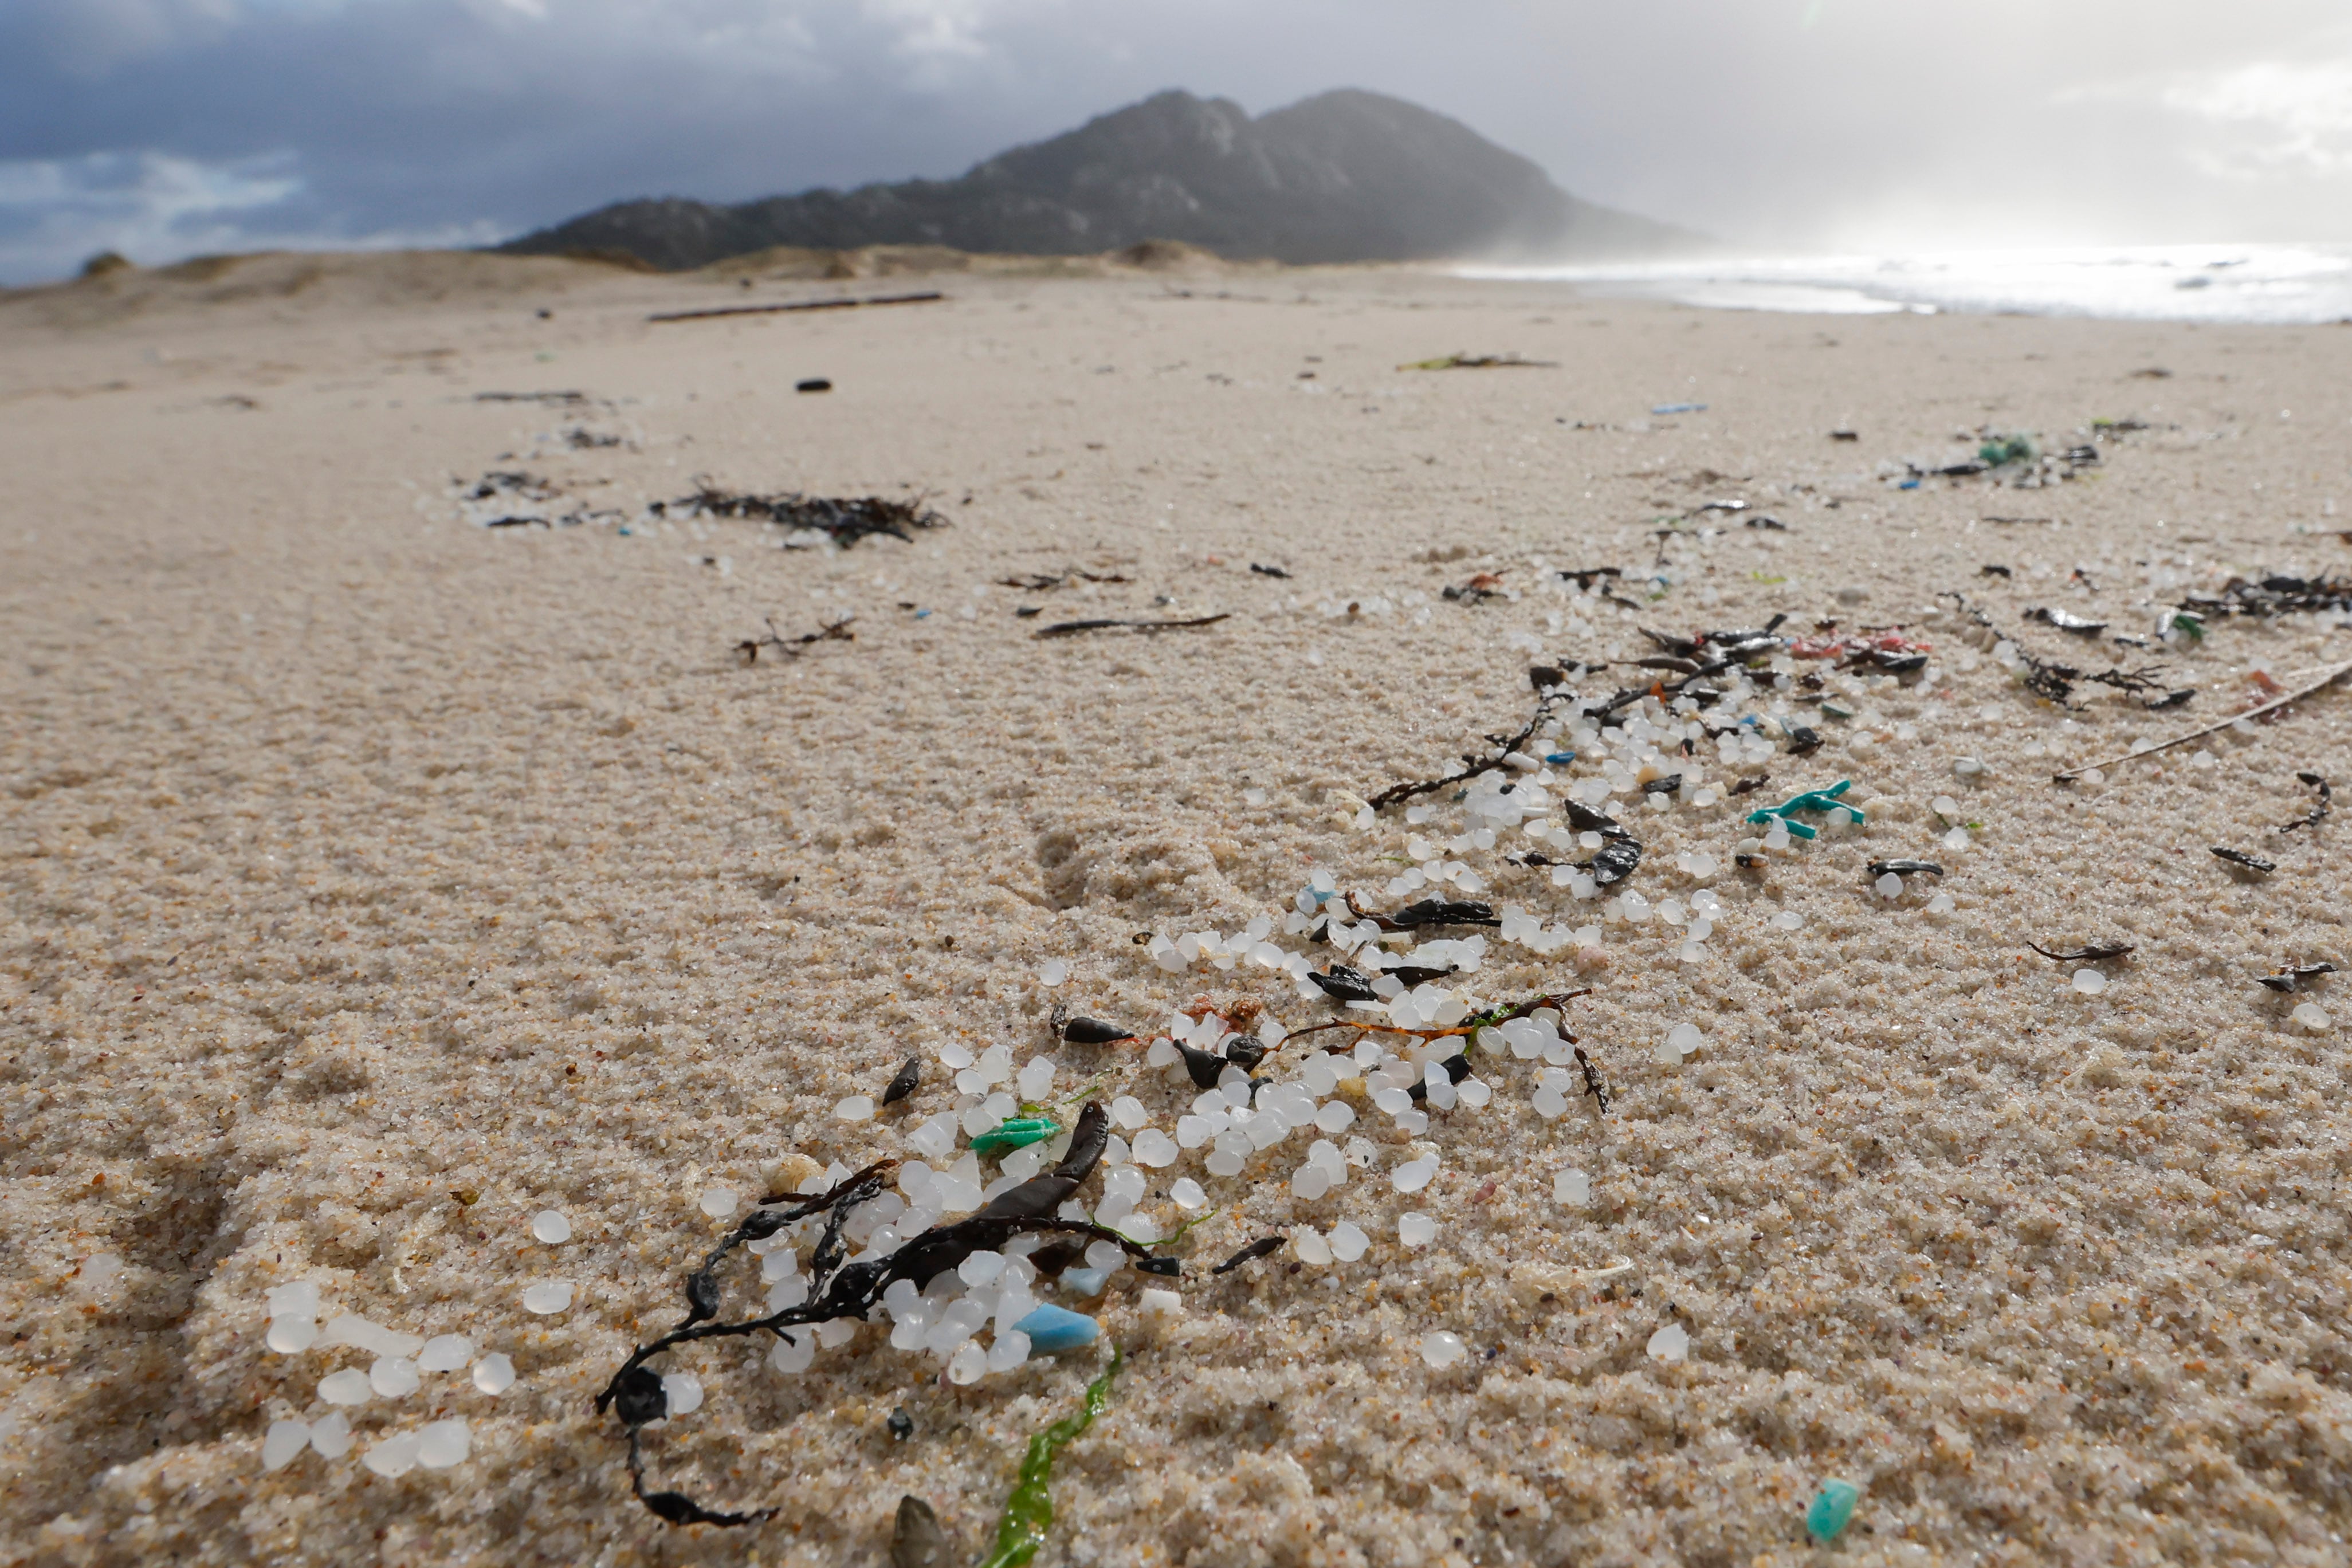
5, 250, 2352, 1567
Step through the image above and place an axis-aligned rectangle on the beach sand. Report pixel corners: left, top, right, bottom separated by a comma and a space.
3, 250, 2350, 1566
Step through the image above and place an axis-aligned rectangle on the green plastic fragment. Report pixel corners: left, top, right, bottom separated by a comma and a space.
977, 1349, 1123, 1568
1744, 779, 1862, 838
2170, 611, 2205, 643
1806, 1477, 1861, 1544
971, 1117, 1058, 1157
1978, 434, 2034, 467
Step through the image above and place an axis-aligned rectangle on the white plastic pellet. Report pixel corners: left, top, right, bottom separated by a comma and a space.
1130, 1130, 1179, 1168
1420, 1330, 1468, 1369
2072, 969, 2108, 996
416, 1419, 471, 1469
306, 1412, 353, 1459
959, 1250, 1006, 1287
472, 1354, 516, 1395
1875, 872, 1903, 898
317, 1369, 372, 1406
1555, 1169, 1592, 1207
363, 1432, 421, 1479
265, 1282, 322, 1320
317, 1314, 424, 1358
661, 1371, 704, 1416
1038, 959, 1069, 987
1926, 892, 1956, 915
1110, 1095, 1148, 1130
699, 1186, 738, 1219
1293, 1228, 1333, 1266
2293, 1002, 2331, 1031
1328, 1221, 1370, 1262
1138, 1288, 1184, 1321
531, 1210, 572, 1244
267, 1317, 319, 1354
988, 1330, 1033, 1373
1397, 1212, 1437, 1248
1770, 911, 1803, 932
834, 1095, 875, 1122
1647, 1323, 1691, 1362
768, 1330, 815, 1375
1392, 1157, 1436, 1194
368, 1357, 421, 1398
262, 1420, 311, 1472
521, 1282, 574, 1315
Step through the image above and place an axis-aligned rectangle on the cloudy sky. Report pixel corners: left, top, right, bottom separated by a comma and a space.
3, 0, 2350, 283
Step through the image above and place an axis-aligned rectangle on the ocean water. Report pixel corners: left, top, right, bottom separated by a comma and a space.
1462, 244, 2352, 325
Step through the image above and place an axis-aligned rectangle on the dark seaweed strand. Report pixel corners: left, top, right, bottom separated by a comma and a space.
1367, 691, 1576, 810
2282, 772, 2332, 834
598, 1103, 1178, 1527
1939, 592, 2193, 711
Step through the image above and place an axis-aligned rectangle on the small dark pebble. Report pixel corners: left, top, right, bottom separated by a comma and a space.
881, 1055, 922, 1106
1015, 606, 1043, 618
892, 1495, 952, 1568
796, 378, 833, 394
887, 1408, 914, 1441
1223, 1036, 1269, 1071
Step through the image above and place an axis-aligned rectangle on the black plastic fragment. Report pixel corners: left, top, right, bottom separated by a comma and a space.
2212, 846, 2276, 874
795, 378, 833, 393
882, 1056, 922, 1106
1867, 859, 1944, 878
1223, 1036, 1269, 1072
1349, 895, 1501, 930
888, 1408, 914, 1441
1785, 725, 1823, 756
1385, 964, 1459, 987
1250, 563, 1292, 579
1406, 1051, 1477, 1102
1134, 1256, 1182, 1276
1213, 1237, 1287, 1275
2282, 772, 2332, 835
1061, 1016, 1135, 1045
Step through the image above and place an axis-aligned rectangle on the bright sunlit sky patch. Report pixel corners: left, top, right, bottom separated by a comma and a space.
2, 0, 2349, 282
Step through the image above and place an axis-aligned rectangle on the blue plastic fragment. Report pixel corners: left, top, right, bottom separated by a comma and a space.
914, 608, 932, 619
1898, 478, 1921, 490
1059, 1267, 1108, 1298
1014, 1303, 1102, 1353
1807, 1478, 1860, 1543
1651, 401, 1708, 415
1544, 752, 1576, 764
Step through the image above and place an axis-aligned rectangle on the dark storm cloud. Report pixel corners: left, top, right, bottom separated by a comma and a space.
2, 0, 2348, 282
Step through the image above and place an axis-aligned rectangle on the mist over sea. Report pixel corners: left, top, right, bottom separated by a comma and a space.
1464, 243, 2352, 324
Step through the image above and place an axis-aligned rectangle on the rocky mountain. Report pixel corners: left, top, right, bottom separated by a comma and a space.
500, 89, 1697, 270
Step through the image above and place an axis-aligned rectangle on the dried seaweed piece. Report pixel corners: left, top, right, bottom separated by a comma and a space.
1784, 725, 1823, 756
976, 1351, 1123, 1568
673, 484, 947, 546
2211, 847, 2276, 874
1385, 964, 1459, 987
1558, 567, 1624, 590
1573, 1047, 1611, 1115
738, 615, 856, 663
1173, 1040, 1228, 1091
598, 1103, 1166, 1527
1641, 774, 1683, 796
1366, 690, 1576, 811
1399, 352, 1557, 370
1405, 1050, 1477, 1103
2281, 772, 2332, 834
1033, 614, 1230, 639
1250, 563, 1292, 579
882, 1056, 922, 1106
1583, 838, 1642, 885
998, 568, 1133, 591
2027, 607, 2108, 636
1728, 773, 1772, 797
1212, 1237, 1286, 1275
2180, 574, 2352, 619
1307, 965, 1379, 1003
1980, 564, 2013, 578
1345, 894, 1501, 930
647, 291, 945, 324
2026, 941, 2135, 962
2257, 962, 2336, 993
2055, 659, 2352, 783
893, 1495, 952, 1567
1867, 860, 1943, 878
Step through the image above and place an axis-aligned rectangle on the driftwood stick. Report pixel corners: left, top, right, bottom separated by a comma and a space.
2052, 657, 2352, 783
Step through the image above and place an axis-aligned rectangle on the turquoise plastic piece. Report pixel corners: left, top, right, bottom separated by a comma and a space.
1806, 1478, 1860, 1544
1745, 779, 1863, 838
1012, 1304, 1101, 1354
1059, 1267, 1108, 1298
972, 1117, 1058, 1157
